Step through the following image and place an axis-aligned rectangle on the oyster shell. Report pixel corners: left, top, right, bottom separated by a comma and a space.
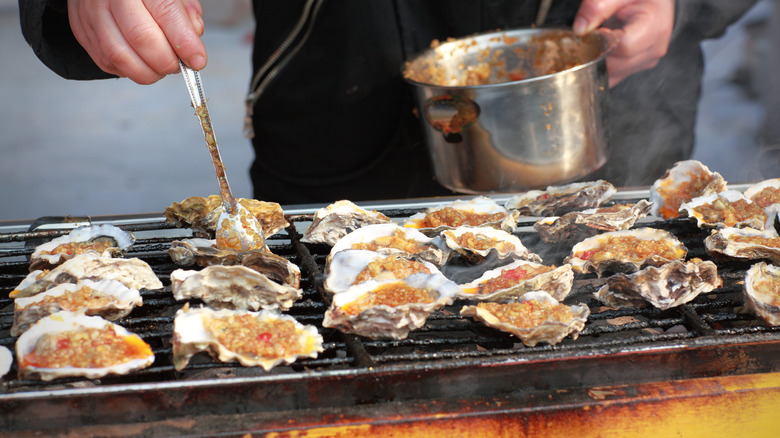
0, 346, 11, 379
301, 200, 392, 246
164, 195, 288, 238
594, 259, 722, 310
743, 262, 780, 325
460, 291, 590, 347
29, 224, 135, 271
534, 200, 653, 243
328, 223, 450, 266
564, 228, 688, 276
457, 259, 574, 302
704, 227, 780, 264
322, 272, 458, 340
171, 265, 301, 311
11, 279, 143, 336
11, 253, 163, 299
678, 190, 772, 230
649, 160, 727, 219
505, 180, 616, 217
16, 311, 154, 381
404, 196, 519, 235
323, 249, 441, 295
440, 226, 542, 263
172, 306, 323, 371
744, 178, 780, 209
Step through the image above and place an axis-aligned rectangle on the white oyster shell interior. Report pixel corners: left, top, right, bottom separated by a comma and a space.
324, 249, 441, 295
328, 223, 449, 267
301, 200, 391, 246
30, 224, 135, 270
744, 262, 780, 326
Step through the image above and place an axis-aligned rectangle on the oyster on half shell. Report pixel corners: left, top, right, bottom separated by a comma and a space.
29, 224, 135, 271
440, 226, 542, 264
745, 178, 780, 209
678, 190, 772, 230
505, 180, 616, 217
704, 227, 780, 264
328, 223, 450, 266
164, 195, 288, 238
457, 259, 573, 302
323, 249, 441, 295
301, 200, 392, 246
534, 200, 652, 243
404, 196, 519, 236
743, 262, 780, 325
649, 160, 727, 219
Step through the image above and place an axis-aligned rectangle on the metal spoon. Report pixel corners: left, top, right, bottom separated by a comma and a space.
179, 59, 267, 252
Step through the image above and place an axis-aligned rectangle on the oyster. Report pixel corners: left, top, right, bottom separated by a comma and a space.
324, 249, 441, 295
743, 262, 780, 325
460, 291, 590, 347
328, 223, 450, 266
678, 190, 772, 230
301, 200, 392, 246
705, 227, 780, 264
11, 279, 143, 336
16, 311, 154, 381
0, 346, 11, 379
457, 259, 574, 302
11, 253, 163, 299
29, 224, 135, 271
534, 200, 653, 243
744, 178, 780, 209
594, 259, 722, 310
404, 196, 519, 235
564, 228, 687, 276
649, 160, 727, 219
172, 305, 323, 371
440, 226, 542, 263
164, 195, 288, 238
505, 180, 616, 217
322, 272, 458, 340
170, 265, 301, 311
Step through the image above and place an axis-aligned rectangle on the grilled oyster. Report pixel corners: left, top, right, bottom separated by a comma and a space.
0, 346, 11, 379
594, 259, 721, 310
457, 259, 574, 302
170, 265, 301, 311
505, 180, 616, 217
649, 160, 727, 219
705, 227, 780, 264
678, 190, 772, 230
460, 291, 590, 347
324, 249, 441, 295
164, 195, 288, 238
744, 178, 780, 209
564, 228, 687, 276
301, 200, 392, 246
16, 311, 154, 381
404, 196, 519, 235
322, 273, 458, 340
534, 200, 653, 243
440, 226, 542, 263
11, 279, 143, 336
29, 224, 135, 271
11, 253, 163, 299
172, 306, 323, 371
743, 262, 780, 325
328, 223, 450, 266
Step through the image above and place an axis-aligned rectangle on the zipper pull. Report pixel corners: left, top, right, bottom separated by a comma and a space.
243, 93, 255, 139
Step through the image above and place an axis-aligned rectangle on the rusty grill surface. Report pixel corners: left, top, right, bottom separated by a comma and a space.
1, 192, 780, 433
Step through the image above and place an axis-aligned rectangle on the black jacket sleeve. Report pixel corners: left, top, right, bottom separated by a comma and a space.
18, 0, 116, 80
675, 0, 759, 41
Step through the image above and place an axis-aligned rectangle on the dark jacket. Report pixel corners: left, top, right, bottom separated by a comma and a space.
19, 0, 758, 204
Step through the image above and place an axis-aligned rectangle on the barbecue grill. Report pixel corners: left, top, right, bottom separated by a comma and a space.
1, 189, 779, 436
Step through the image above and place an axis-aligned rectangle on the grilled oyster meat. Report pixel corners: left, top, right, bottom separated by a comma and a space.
328, 223, 450, 266
170, 265, 301, 311
460, 291, 590, 347
457, 259, 574, 302
440, 226, 542, 264
29, 224, 135, 271
301, 200, 392, 246
505, 180, 616, 217
705, 227, 780, 264
164, 195, 288, 238
404, 196, 519, 236
594, 259, 721, 310
678, 190, 772, 230
324, 249, 441, 295
16, 311, 154, 381
534, 200, 652, 243
564, 227, 687, 276
743, 261, 780, 325
744, 178, 780, 209
172, 306, 323, 371
649, 160, 727, 219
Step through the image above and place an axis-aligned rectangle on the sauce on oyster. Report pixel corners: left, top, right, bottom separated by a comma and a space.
655, 171, 713, 219
19, 285, 119, 311
474, 301, 575, 329
350, 229, 429, 254
750, 186, 780, 208
732, 234, 780, 248
413, 207, 507, 228
342, 283, 435, 316
22, 326, 152, 369
688, 197, 766, 228
449, 231, 517, 253
354, 257, 432, 284
203, 313, 310, 359
38, 240, 116, 259
575, 235, 682, 263
467, 264, 555, 295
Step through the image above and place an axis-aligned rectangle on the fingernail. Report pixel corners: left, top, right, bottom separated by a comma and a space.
191, 54, 206, 70
573, 17, 588, 35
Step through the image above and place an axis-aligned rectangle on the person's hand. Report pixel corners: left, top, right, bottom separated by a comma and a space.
68, 0, 207, 85
574, 0, 675, 87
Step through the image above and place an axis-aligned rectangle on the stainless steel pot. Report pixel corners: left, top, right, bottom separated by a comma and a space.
403, 28, 615, 193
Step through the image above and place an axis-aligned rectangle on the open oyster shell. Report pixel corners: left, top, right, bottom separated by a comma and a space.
564, 227, 688, 276
12, 279, 143, 336
743, 262, 780, 325
705, 227, 780, 264
322, 272, 458, 340
594, 259, 722, 310
744, 178, 780, 209
534, 200, 652, 243
301, 200, 392, 246
11, 253, 163, 299
164, 195, 288, 238
172, 306, 323, 371
457, 259, 574, 302
328, 223, 450, 267
324, 249, 441, 295
505, 180, 616, 217
649, 160, 727, 219
440, 226, 542, 263
404, 196, 519, 236
16, 311, 154, 381
460, 291, 590, 347
171, 265, 302, 311
29, 224, 135, 272
678, 190, 772, 230
0, 346, 11, 379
